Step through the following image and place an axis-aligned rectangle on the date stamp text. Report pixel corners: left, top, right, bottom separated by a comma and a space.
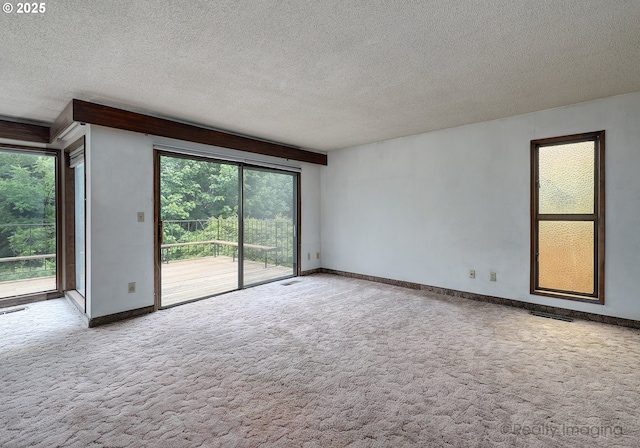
3, 3, 46, 14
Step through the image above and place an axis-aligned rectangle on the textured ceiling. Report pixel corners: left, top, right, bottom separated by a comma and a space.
1, 0, 639, 151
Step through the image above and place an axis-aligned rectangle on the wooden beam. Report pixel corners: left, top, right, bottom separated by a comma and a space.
0, 119, 50, 144
0, 143, 57, 153
49, 101, 74, 142
69, 99, 327, 165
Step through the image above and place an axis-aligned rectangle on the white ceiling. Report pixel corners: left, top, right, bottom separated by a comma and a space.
1, 0, 639, 151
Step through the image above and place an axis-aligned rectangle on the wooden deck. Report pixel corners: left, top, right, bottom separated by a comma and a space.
161, 255, 293, 306
0, 256, 293, 306
0, 276, 56, 299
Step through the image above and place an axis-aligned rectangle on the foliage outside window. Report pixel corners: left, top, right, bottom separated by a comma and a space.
159, 155, 295, 267
0, 149, 57, 294
531, 131, 605, 303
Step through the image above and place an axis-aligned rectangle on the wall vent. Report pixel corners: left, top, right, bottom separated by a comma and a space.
281, 280, 301, 286
530, 310, 573, 322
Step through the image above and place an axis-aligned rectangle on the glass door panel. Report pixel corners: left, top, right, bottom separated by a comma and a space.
538, 221, 594, 294
0, 149, 57, 299
74, 162, 85, 297
242, 168, 296, 287
159, 154, 239, 307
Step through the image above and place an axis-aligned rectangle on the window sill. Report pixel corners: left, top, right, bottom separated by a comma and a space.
531, 289, 603, 305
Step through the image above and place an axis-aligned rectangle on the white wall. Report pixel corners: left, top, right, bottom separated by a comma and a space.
86, 126, 322, 318
86, 127, 155, 318
300, 163, 322, 271
321, 92, 640, 320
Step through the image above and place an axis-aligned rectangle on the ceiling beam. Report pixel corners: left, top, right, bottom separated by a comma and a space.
53, 99, 327, 165
0, 119, 50, 144
49, 101, 74, 143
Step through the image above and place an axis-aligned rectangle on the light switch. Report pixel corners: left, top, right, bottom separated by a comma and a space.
137, 212, 144, 222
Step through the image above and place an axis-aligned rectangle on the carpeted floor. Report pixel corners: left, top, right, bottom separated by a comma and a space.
1, 274, 639, 447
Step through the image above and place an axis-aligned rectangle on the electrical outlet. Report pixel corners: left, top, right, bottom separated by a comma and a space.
137, 212, 144, 222
128, 282, 136, 293
469, 269, 476, 279
490, 272, 497, 282
316, 252, 320, 259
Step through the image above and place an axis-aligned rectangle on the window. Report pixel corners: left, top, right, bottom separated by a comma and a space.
0, 146, 60, 302
531, 131, 605, 303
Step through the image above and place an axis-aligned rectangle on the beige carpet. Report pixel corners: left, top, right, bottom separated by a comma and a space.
1, 274, 639, 447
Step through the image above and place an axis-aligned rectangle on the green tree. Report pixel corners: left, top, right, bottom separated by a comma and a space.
160, 157, 239, 221
243, 169, 293, 219
0, 151, 56, 280
159, 156, 293, 222
0, 152, 56, 258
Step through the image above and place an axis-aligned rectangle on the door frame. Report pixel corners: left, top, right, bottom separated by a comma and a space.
0, 143, 63, 307
63, 136, 87, 312
153, 149, 300, 310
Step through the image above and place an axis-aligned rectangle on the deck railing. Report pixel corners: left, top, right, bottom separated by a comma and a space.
0, 223, 56, 282
0, 219, 295, 283
162, 218, 294, 267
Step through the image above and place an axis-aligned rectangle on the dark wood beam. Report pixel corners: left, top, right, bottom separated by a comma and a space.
0, 119, 50, 144
0, 143, 58, 153
67, 99, 327, 165
49, 101, 74, 142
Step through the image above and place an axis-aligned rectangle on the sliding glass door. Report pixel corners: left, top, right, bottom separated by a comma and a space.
243, 168, 297, 286
157, 152, 297, 307
0, 149, 58, 300
159, 154, 239, 307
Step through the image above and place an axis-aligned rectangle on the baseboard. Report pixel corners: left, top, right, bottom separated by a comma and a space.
88, 305, 154, 328
319, 268, 640, 330
300, 268, 323, 276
